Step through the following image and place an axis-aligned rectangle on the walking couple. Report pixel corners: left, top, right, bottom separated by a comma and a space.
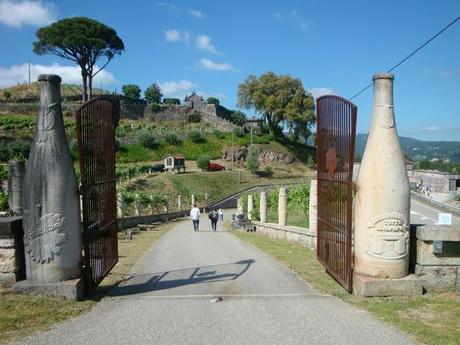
190, 205, 224, 232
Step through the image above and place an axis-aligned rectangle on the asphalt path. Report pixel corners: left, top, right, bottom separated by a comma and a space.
411, 198, 460, 226
17, 216, 416, 345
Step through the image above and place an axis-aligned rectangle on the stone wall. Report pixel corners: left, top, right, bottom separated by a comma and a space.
252, 222, 317, 250
412, 224, 460, 292
0, 217, 25, 287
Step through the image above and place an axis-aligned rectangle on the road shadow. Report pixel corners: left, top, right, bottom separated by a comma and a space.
108, 259, 255, 297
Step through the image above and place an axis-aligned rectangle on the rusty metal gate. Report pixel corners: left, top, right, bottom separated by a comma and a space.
316, 95, 357, 292
76, 96, 119, 293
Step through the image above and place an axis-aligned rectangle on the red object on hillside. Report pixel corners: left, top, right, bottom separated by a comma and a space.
207, 162, 226, 171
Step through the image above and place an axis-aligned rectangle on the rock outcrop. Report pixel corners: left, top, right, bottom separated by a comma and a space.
222, 145, 295, 164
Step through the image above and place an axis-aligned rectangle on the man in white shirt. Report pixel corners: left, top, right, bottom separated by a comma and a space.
190, 204, 201, 232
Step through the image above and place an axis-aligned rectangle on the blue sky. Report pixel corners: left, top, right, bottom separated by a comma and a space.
0, 0, 459, 141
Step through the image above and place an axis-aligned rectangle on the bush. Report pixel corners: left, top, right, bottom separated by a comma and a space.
137, 130, 159, 149
8, 140, 30, 160
163, 98, 180, 105
206, 97, 220, 106
0, 145, 9, 162
0, 189, 7, 211
307, 155, 315, 169
187, 111, 201, 123
264, 165, 274, 178
213, 129, 225, 139
245, 145, 259, 174
149, 103, 161, 113
233, 127, 245, 138
452, 192, 460, 202
163, 131, 181, 145
188, 130, 205, 143
197, 154, 211, 171
230, 111, 246, 126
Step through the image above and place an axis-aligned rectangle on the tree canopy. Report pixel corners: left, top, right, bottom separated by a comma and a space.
237, 71, 315, 141
122, 84, 141, 100
144, 83, 163, 104
207, 97, 220, 106
33, 17, 124, 101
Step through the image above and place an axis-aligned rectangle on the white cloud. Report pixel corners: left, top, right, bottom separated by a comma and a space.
199, 59, 235, 72
188, 8, 205, 18
0, 63, 116, 88
164, 29, 190, 43
159, 80, 197, 97
196, 35, 220, 54
307, 87, 338, 99
0, 0, 56, 28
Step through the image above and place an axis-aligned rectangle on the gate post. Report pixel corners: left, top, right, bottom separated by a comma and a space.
308, 180, 317, 235
7, 160, 25, 216
278, 187, 287, 226
247, 194, 253, 220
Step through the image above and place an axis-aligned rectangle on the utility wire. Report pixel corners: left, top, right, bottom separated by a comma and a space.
348, 15, 460, 101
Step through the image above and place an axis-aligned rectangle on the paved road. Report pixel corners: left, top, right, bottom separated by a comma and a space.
17, 218, 416, 345
411, 198, 460, 226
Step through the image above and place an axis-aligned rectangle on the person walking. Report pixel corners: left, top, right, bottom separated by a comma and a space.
209, 209, 219, 231
190, 204, 201, 232
218, 208, 224, 221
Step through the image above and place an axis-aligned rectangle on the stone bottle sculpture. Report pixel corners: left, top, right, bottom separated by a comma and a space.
354, 73, 410, 279
22, 74, 81, 283
7, 160, 25, 216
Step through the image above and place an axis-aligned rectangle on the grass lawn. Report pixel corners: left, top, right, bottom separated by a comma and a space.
232, 230, 460, 345
0, 222, 174, 344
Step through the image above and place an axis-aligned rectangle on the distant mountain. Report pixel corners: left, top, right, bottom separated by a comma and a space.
355, 133, 460, 163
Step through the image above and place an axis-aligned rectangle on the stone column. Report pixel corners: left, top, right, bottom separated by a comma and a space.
191, 194, 195, 207
247, 194, 253, 220
308, 180, 317, 234
117, 192, 125, 218
21, 74, 81, 283
7, 160, 25, 216
278, 187, 287, 226
177, 194, 182, 210
237, 197, 243, 214
134, 194, 142, 216
260, 191, 267, 223
354, 73, 410, 279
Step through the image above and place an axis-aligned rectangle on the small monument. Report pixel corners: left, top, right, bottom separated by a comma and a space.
13, 75, 82, 299
308, 180, 317, 235
7, 160, 25, 216
247, 195, 253, 220
353, 73, 422, 296
117, 192, 125, 218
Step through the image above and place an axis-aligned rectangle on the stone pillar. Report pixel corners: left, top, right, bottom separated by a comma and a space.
117, 192, 125, 218
7, 160, 25, 216
191, 194, 195, 207
354, 73, 410, 279
237, 197, 243, 214
308, 180, 317, 234
134, 194, 142, 216
21, 74, 81, 283
278, 187, 287, 226
259, 191, 267, 223
177, 194, 182, 210
247, 194, 253, 220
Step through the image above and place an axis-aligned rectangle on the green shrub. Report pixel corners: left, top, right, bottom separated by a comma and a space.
163, 98, 180, 105
233, 127, 245, 138
188, 130, 205, 143
69, 138, 79, 161
307, 155, 315, 168
452, 192, 460, 202
0, 145, 10, 162
264, 165, 274, 178
197, 154, 211, 171
245, 145, 259, 174
230, 111, 246, 126
8, 140, 30, 160
163, 132, 181, 145
187, 111, 201, 123
137, 130, 159, 149
0, 165, 7, 182
0, 189, 8, 211
212, 129, 225, 139
149, 103, 161, 112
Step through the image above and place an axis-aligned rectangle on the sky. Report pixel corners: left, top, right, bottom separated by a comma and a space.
0, 0, 459, 141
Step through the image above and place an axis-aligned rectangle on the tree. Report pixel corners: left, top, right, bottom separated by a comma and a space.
122, 84, 141, 101
163, 98, 181, 105
207, 97, 220, 106
230, 110, 247, 126
33, 17, 124, 101
3, 91, 11, 102
237, 71, 315, 140
144, 83, 163, 104
245, 145, 259, 174
197, 154, 211, 171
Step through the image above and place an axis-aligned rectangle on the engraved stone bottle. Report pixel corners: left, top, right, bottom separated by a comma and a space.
354, 73, 410, 279
22, 74, 81, 283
